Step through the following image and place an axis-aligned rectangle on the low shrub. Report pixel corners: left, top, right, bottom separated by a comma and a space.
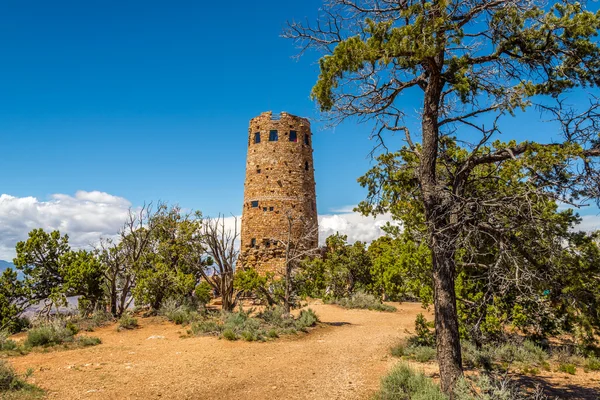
461, 342, 493, 370
407, 314, 435, 347
0, 332, 18, 352
494, 340, 548, 366
330, 292, 396, 312
222, 329, 237, 341
191, 307, 319, 341
374, 363, 447, 400
558, 363, 577, 375
295, 308, 319, 330
584, 357, 600, 372
76, 336, 102, 347
25, 322, 74, 347
159, 299, 199, 325
0, 360, 21, 391
389, 340, 436, 363
0, 360, 43, 398
390, 343, 405, 358
118, 314, 138, 330
411, 346, 437, 363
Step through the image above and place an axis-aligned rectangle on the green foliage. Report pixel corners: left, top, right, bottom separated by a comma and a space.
0, 332, 18, 352
76, 336, 101, 347
195, 281, 213, 307
368, 234, 433, 303
60, 250, 105, 315
25, 322, 74, 347
13, 229, 70, 307
329, 292, 396, 312
374, 363, 447, 400
118, 314, 138, 330
222, 329, 237, 341
295, 308, 319, 330
191, 307, 319, 341
409, 314, 435, 347
0, 269, 28, 333
297, 234, 372, 299
0, 360, 44, 398
558, 363, 577, 375
159, 298, 199, 325
584, 357, 600, 372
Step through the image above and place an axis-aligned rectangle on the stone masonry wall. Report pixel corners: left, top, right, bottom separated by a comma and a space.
239, 111, 318, 275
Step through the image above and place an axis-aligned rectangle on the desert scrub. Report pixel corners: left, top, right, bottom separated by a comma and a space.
584, 357, 600, 372
76, 336, 102, 347
74, 310, 114, 332
558, 363, 577, 375
25, 322, 74, 347
191, 307, 319, 341
118, 314, 138, 330
390, 341, 436, 363
328, 292, 396, 312
159, 299, 199, 326
0, 331, 18, 352
0, 360, 43, 398
374, 363, 447, 400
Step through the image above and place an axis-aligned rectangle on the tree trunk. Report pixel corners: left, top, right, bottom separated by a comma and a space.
419, 57, 463, 395
432, 241, 462, 394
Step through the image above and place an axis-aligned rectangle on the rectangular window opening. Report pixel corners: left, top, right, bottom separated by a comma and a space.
304, 134, 309, 145
251, 201, 259, 208
289, 130, 297, 142
269, 207, 274, 211
250, 238, 256, 247
254, 132, 261, 144
269, 130, 278, 141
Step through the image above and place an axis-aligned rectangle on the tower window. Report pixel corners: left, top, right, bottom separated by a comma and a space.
263, 207, 267, 211
254, 132, 261, 144
264, 239, 271, 248
289, 130, 297, 142
269, 130, 278, 141
251, 201, 259, 208
257, 168, 261, 174
305, 161, 309, 171
304, 134, 309, 145
250, 238, 256, 247
269, 207, 274, 211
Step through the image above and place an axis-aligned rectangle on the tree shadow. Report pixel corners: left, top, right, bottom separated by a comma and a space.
514, 374, 600, 400
324, 321, 351, 327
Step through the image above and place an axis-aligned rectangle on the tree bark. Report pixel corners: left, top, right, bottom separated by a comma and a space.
432, 239, 462, 394
420, 56, 463, 395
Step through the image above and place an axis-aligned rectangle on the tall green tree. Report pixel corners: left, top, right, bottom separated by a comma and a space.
13, 229, 70, 312
60, 249, 105, 315
286, 0, 600, 392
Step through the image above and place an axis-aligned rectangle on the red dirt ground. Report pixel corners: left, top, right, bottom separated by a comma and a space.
6, 302, 600, 399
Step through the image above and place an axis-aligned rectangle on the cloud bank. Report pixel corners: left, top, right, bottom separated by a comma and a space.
1, 191, 598, 261
0, 191, 131, 260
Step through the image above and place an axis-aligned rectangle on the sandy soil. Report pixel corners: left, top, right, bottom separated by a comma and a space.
7, 302, 600, 400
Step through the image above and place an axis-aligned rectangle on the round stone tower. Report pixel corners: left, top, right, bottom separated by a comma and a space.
239, 111, 318, 275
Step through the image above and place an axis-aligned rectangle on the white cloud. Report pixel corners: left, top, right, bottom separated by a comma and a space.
0, 192, 395, 261
0, 191, 131, 260
318, 211, 394, 245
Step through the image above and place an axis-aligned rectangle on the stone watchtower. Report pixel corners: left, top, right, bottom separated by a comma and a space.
239, 111, 318, 275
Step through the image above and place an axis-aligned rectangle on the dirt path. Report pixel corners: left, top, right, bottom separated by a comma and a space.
9, 302, 426, 400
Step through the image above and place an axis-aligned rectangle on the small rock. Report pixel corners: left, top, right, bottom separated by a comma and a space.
147, 335, 165, 340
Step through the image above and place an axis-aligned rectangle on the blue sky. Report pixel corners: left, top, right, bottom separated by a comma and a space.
0, 0, 378, 215
0, 1, 599, 259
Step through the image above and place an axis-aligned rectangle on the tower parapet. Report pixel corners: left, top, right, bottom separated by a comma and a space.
239, 111, 318, 274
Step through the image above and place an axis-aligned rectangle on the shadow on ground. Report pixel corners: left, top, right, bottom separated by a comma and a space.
324, 322, 351, 327
516, 374, 600, 400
